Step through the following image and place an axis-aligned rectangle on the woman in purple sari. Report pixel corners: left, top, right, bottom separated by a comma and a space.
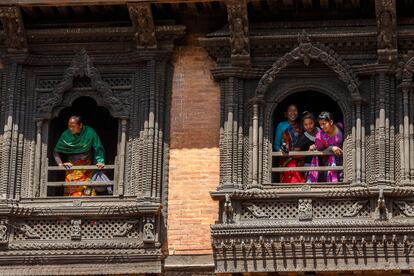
315, 111, 344, 182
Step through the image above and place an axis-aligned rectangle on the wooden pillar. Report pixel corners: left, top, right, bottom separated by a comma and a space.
402, 86, 410, 181
117, 119, 127, 196
33, 120, 42, 197
251, 103, 259, 186
355, 102, 362, 184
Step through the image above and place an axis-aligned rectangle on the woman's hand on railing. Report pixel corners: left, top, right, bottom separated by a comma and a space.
96, 163, 105, 170
332, 146, 343, 156
308, 145, 316, 151
59, 162, 73, 169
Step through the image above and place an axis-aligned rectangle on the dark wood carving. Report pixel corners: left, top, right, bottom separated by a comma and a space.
127, 2, 157, 49
375, 0, 397, 63
36, 49, 129, 119
201, 3, 414, 272
225, 0, 250, 66
255, 31, 361, 100
0, 6, 27, 52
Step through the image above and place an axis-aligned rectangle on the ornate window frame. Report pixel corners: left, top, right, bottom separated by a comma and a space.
32, 50, 129, 198
247, 32, 365, 190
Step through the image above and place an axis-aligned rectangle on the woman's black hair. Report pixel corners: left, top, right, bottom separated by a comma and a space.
317, 111, 334, 122
285, 104, 298, 112
301, 111, 316, 124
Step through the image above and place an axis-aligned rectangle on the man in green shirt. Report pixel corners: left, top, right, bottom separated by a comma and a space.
54, 116, 105, 196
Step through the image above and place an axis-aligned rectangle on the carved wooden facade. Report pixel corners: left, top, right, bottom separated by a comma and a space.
1, 0, 414, 274
0, 3, 185, 274
201, 0, 414, 273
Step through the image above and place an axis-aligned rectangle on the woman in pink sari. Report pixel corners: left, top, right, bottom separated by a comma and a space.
315, 111, 344, 182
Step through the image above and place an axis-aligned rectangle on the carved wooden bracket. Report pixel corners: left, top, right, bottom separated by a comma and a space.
127, 2, 157, 49
375, 0, 397, 63
0, 6, 28, 53
225, 0, 250, 67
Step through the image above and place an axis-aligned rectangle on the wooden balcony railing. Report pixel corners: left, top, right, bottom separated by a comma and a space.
272, 151, 343, 183
46, 165, 115, 188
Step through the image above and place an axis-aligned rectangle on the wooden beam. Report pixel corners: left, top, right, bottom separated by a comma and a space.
303, 0, 313, 9
320, 0, 329, 9
0, 0, 225, 6
21, 6, 38, 19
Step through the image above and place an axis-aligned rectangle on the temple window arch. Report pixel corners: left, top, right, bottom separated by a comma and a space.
268, 89, 346, 184
47, 97, 119, 197
33, 50, 129, 198
246, 35, 364, 188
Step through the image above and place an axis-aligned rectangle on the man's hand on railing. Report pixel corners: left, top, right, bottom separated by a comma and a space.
59, 162, 73, 169
96, 163, 105, 170
332, 146, 343, 156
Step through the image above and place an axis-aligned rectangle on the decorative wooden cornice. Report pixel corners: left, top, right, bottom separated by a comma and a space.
225, 0, 250, 67
127, 2, 157, 49
0, 6, 27, 52
375, 0, 397, 63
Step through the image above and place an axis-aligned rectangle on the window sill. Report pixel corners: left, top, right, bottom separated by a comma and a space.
210, 182, 371, 200
5, 196, 161, 217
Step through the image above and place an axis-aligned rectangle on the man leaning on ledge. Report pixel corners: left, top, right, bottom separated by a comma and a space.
53, 115, 105, 197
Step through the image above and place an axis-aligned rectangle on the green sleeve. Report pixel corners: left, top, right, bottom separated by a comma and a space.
91, 129, 105, 164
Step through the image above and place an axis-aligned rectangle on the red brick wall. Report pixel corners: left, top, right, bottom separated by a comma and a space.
167, 43, 220, 255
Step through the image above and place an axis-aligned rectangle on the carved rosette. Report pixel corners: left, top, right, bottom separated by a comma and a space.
225, 0, 250, 66
375, 0, 397, 62
127, 3, 157, 49
0, 6, 27, 52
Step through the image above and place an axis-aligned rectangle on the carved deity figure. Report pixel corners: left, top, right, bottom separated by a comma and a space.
230, 17, 249, 56
143, 222, 155, 242
54, 116, 105, 197
0, 7, 27, 51
377, 10, 396, 50
71, 220, 82, 240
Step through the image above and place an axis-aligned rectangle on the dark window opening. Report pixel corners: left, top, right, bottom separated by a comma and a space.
271, 91, 344, 184
47, 97, 118, 196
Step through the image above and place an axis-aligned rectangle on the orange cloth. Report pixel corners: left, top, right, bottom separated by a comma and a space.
64, 159, 95, 197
